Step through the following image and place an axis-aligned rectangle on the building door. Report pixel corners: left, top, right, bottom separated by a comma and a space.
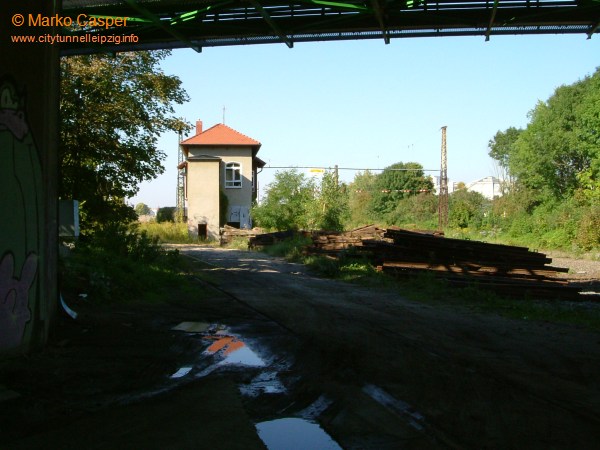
198, 223, 207, 240
240, 206, 250, 229
228, 206, 241, 228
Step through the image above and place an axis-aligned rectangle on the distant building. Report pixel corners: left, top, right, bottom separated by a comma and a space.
466, 176, 503, 199
178, 120, 265, 240
433, 175, 504, 199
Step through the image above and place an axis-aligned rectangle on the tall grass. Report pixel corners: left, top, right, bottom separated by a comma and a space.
60, 224, 186, 304
138, 221, 196, 243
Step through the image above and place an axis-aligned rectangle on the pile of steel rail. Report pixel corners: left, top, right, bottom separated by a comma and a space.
244, 225, 593, 300
309, 226, 583, 300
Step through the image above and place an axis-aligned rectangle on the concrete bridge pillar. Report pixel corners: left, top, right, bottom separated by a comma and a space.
1, 0, 59, 354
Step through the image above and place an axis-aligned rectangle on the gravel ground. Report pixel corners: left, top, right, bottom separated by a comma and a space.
547, 254, 600, 280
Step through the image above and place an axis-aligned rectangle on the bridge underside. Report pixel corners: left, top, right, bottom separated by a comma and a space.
61, 0, 600, 54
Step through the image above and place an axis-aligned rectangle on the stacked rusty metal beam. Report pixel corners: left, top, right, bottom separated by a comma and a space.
308, 226, 582, 300
247, 230, 298, 248
309, 225, 386, 256
220, 225, 265, 245
247, 225, 583, 299
377, 229, 581, 300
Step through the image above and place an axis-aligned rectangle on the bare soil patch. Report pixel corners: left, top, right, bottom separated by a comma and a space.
2, 246, 600, 449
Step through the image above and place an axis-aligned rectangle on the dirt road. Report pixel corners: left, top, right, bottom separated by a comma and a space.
2, 245, 600, 449
181, 246, 600, 449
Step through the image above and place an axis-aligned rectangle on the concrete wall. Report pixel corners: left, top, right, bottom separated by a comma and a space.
1, 0, 59, 354
187, 146, 255, 230
186, 160, 221, 240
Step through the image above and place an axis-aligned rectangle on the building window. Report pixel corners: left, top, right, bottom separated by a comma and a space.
225, 162, 242, 188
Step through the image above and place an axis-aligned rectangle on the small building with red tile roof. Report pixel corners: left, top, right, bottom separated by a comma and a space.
178, 120, 265, 240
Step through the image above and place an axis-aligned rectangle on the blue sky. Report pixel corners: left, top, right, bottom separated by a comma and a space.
129, 34, 600, 208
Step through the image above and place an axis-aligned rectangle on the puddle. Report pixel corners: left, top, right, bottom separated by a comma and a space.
170, 366, 193, 379
171, 322, 266, 368
171, 321, 211, 333
298, 395, 333, 419
256, 418, 342, 450
363, 384, 425, 431
203, 334, 265, 367
240, 371, 286, 396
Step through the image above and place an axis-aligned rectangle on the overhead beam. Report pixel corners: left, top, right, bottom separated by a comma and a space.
485, 0, 500, 41
249, 0, 294, 48
123, 0, 202, 52
59, 0, 600, 54
170, 1, 234, 27
370, 0, 390, 44
588, 18, 600, 39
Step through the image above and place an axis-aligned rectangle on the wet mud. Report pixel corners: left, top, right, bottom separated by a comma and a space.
2, 245, 600, 449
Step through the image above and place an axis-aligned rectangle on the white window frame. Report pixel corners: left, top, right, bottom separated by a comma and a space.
225, 162, 242, 188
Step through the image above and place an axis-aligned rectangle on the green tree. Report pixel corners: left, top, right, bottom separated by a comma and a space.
448, 190, 489, 229
60, 51, 190, 231
308, 171, 349, 231
156, 207, 176, 223
507, 68, 600, 199
348, 170, 377, 227
370, 162, 434, 221
252, 170, 316, 231
387, 193, 438, 229
488, 127, 521, 193
134, 203, 152, 216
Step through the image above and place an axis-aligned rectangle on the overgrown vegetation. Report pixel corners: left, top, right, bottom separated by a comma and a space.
138, 221, 195, 243
58, 51, 195, 304
156, 206, 177, 223
60, 224, 185, 304
252, 170, 349, 232
253, 68, 600, 254
60, 50, 190, 232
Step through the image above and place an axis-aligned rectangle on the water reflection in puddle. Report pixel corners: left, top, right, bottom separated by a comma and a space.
363, 384, 425, 431
170, 366, 193, 379
256, 418, 342, 450
240, 371, 286, 396
171, 322, 265, 368
171, 321, 211, 333
203, 334, 265, 367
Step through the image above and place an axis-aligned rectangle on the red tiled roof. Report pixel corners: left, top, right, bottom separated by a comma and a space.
181, 123, 261, 148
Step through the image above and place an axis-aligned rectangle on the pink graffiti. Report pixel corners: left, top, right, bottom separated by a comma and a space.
0, 109, 28, 141
0, 253, 37, 350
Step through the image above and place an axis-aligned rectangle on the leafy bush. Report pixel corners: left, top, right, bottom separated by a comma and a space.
262, 234, 312, 261
252, 170, 315, 231
576, 205, 600, 250
60, 224, 182, 303
135, 202, 152, 216
386, 193, 438, 229
448, 190, 489, 229
156, 206, 176, 223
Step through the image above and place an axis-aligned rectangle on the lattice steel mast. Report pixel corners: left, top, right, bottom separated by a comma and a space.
438, 126, 448, 230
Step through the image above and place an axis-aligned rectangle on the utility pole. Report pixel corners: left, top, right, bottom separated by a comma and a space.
176, 130, 185, 222
438, 126, 448, 230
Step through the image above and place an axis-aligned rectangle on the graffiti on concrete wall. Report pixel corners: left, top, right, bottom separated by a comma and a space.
0, 77, 42, 351
0, 253, 37, 349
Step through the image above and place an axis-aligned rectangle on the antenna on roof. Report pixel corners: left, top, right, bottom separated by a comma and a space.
222, 106, 226, 125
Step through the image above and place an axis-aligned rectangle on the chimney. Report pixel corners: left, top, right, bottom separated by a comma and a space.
196, 120, 203, 135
